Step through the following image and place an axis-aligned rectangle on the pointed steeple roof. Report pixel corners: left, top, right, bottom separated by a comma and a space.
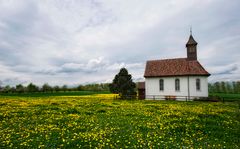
186, 34, 198, 47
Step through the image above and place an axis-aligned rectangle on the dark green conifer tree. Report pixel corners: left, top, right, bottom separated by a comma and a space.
109, 68, 136, 99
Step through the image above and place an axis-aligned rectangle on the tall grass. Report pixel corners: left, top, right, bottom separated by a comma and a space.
0, 94, 239, 148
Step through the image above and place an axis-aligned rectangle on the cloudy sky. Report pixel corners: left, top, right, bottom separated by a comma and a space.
0, 0, 239, 86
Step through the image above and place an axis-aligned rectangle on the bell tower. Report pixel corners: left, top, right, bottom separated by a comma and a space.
186, 29, 198, 61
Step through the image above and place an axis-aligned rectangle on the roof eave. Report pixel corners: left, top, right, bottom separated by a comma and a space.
144, 74, 210, 78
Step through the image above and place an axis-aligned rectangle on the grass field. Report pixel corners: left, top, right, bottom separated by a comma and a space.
0, 91, 110, 97
210, 93, 240, 101
0, 94, 239, 148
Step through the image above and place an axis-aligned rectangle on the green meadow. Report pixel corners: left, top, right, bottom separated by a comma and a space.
0, 94, 239, 148
209, 93, 240, 102
0, 91, 110, 97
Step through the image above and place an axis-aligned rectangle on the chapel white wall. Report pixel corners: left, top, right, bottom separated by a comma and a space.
145, 76, 208, 100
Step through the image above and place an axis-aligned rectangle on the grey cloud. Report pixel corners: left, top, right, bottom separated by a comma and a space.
209, 63, 239, 75
0, 0, 239, 85
208, 63, 240, 82
1, 77, 28, 86
35, 57, 144, 75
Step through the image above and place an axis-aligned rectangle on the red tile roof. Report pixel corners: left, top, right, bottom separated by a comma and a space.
144, 58, 210, 77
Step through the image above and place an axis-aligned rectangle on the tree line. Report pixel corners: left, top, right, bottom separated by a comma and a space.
208, 81, 240, 94
0, 68, 137, 99
0, 83, 110, 94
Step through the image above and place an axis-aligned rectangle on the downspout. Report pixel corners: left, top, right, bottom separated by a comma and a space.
187, 76, 190, 101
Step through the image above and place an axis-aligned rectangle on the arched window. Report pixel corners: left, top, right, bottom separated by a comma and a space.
159, 79, 164, 91
196, 78, 201, 91
175, 78, 180, 91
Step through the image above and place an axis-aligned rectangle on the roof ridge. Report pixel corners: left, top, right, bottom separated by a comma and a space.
193, 60, 210, 74
147, 58, 186, 62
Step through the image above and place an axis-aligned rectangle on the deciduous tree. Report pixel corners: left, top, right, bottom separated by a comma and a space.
27, 83, 39, 93
42, 83, 52, 92
16, 84, 25, 93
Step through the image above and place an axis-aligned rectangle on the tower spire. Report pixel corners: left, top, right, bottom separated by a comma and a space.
186, 28, 198, 61
190, 26, 192, 35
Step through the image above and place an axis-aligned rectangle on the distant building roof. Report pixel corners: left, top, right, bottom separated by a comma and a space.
137, 82, 145, 89
144, 58, 210, 77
